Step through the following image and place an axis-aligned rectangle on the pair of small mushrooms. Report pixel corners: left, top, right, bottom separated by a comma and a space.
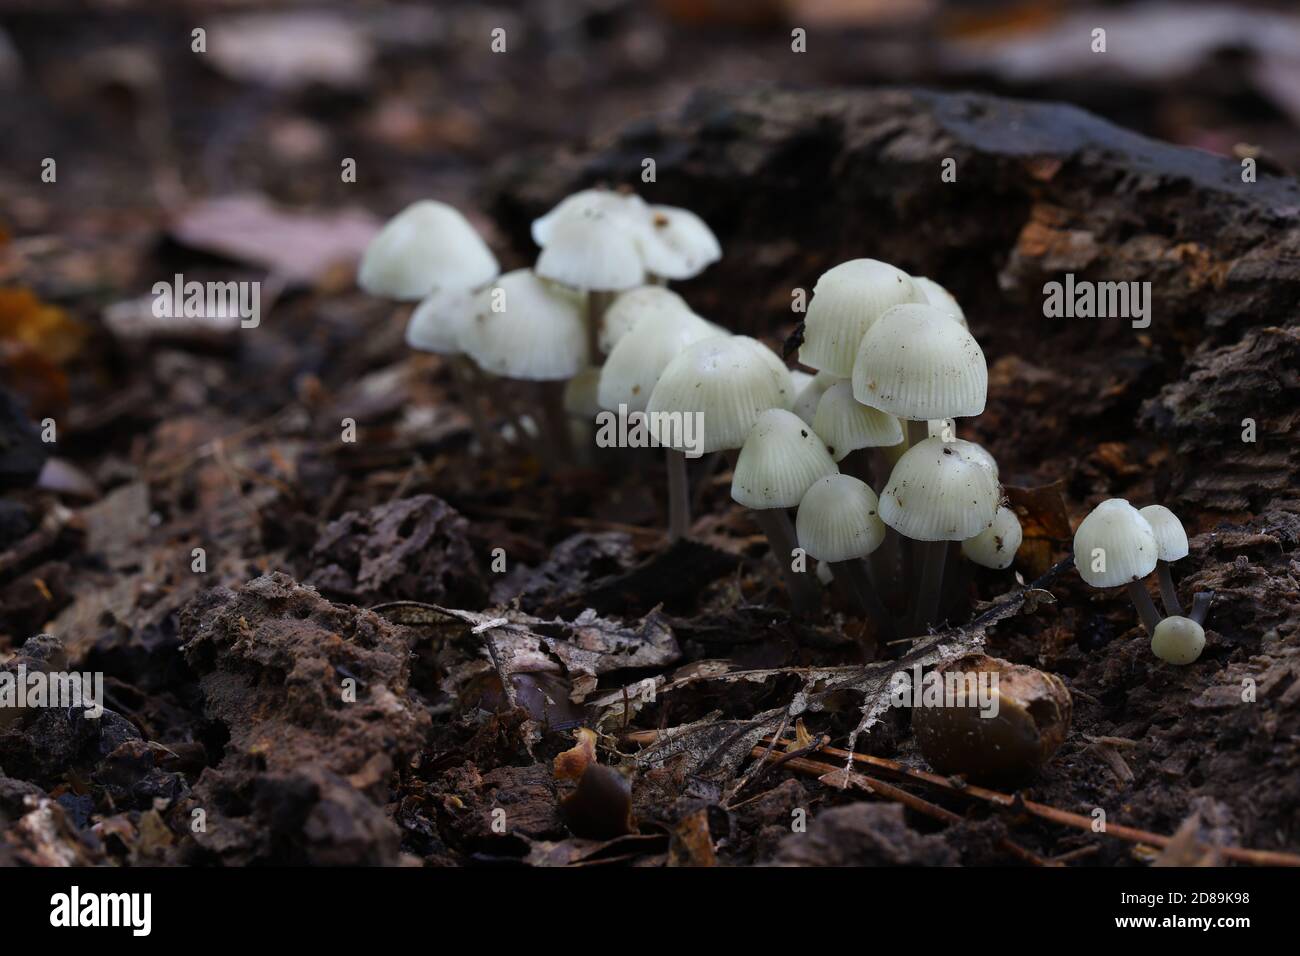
1073, 500, 1210, 664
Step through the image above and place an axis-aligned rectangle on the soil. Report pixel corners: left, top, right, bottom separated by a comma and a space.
1, 2, 1298, 868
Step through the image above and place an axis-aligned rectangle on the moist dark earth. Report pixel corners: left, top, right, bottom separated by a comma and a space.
2, 4, 1299, 867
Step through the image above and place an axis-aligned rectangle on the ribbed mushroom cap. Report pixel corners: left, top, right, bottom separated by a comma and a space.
599, 285, 696, 353
799, 259, 923, 377
646, 336, 795, 454
1073, 499, 1158, 588
531, 188, 646, 248
731, 408, 838, 510
912, 275, 967, 328
792, 371, 841, 426
359, 200, 499, 301
1151, 616, 1206, 665
796, 474, 885, 562
879, 437, 1000, 542
535, 210, 645, 292
1139, 505, 1189, 562
598, 309, 724, 413
812, 381, 904, 461
461, 270, 587, 381
852, 303, 988, 420
962, 505, 1023, 569
957, 440, 998, 480
405, 286, 473, 355
637, 205, 722, 280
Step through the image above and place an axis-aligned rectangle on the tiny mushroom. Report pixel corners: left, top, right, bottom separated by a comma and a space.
879, 436, 1000, 632
1139, 504, 1189, 616
796, 473, 895, 639
1072, 499, 1161, 635
647, 335, 795, 541
962, 505, 1023, 570
359, 200, 498, 301
791, 370, 842, 426
598, 285, 696, 354
812, 380, 903, 481
911, 275, 967, 328
732, 408, 839, 615
637, 205, 722, 283
1150, 615, 1206, 665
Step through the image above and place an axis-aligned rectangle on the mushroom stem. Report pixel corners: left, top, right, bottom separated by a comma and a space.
834, 558, 896, 646
586, 290, 616, 361
1155, 560, 1183, 617
537, 381, 573, 467
449, 355, 496, 454
1189, 591, 1214, 625
666, 448, 690, 541
912, 539, 948, 633
751, 507, 821, 618
840, 448, 873, 486
905, 418, 928, 451
1124, 580, 1162, 636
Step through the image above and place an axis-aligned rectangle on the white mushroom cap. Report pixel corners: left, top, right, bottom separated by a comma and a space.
531, 188, 646, 248
1151, 616, 1206, 665
535, 209, 646, 292
879, 437, 1001, 542
812, 380, 904, 461
405, 285, 474, 355
460, 270, 587, 381
598, 308, 724, 413
1073, 499, 1158, 589
792, 371, 841, 426
359, 200, 499, 301
637, 205, 722, 280
647, 336, 795, 454
1139, 505, 1189, 562
599, 285, 696, 353
731, 408, 838, 510
564, 366, 603, 419
957, 440, 999, 480
912, 275, 967, 328
962, 505, 1023, 570
852, 303, 988, 420
799, 259, 923, 377
796, 473, 885, 562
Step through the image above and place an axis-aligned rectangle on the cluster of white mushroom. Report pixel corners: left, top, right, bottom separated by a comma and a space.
356, 190, 723, 464
1073, 500, 1210, 664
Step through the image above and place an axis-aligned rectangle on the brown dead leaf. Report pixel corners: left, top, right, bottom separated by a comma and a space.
667, 808, 717, 867
1004, 480, 1071, 578
554, 728, 599, 782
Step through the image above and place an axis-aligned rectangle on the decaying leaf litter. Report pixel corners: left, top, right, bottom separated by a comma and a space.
4, 4, 1300, 868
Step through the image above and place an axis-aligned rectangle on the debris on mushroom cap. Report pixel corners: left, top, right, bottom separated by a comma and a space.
646, 335, 794, 454
1139, 504, 1190, 562
1150, 615, 1206, 665
637, 204, 722, 280
405, 285, 474, 356
796, 473, 886, 562
812, 380, 904, 461
911, 653, 1072, 785
599, 285, 696, 353
460, 269, 588, 381
852, 302, 988, 421
791, 370, 842, 426
535, 209, 646, 292
731, 408, 838, 510
531, 187, 647, 249
799, 258, 924, 377
1072, 498, 1158, 588
598, 308, 725, 414
911, 275, 967, 328
961, 505, 1022, 569
358, 200, 499, 301
879, 437, 1000, 542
